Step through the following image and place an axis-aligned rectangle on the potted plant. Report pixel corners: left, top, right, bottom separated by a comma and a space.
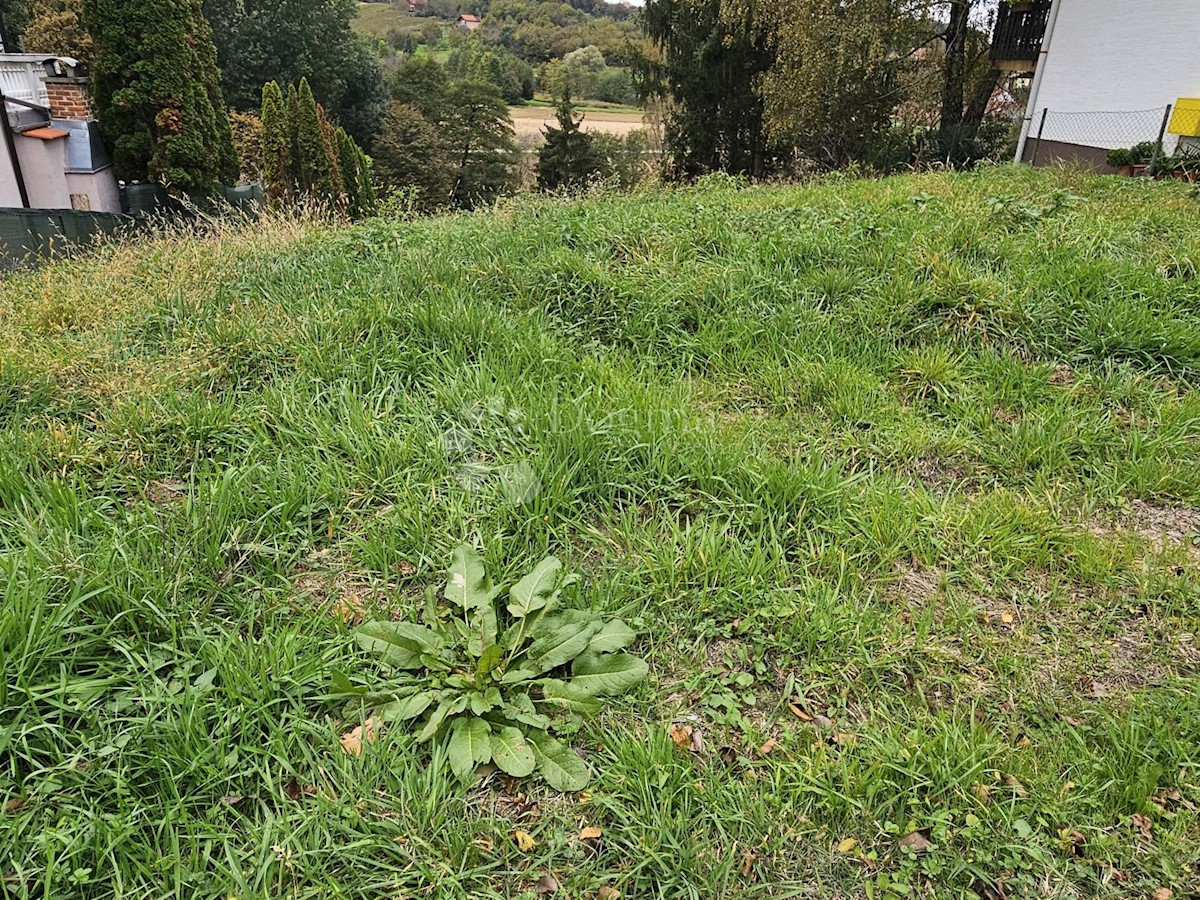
1106, 147, 1135, 176
1129, 141, 1157, 176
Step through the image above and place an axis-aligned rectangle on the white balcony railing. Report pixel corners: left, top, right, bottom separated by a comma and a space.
0, 54, 53, 108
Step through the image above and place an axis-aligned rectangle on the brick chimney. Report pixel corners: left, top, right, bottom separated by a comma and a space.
44, 76, 93, 122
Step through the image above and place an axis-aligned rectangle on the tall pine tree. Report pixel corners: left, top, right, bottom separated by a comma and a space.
536, 87, 601, 192
641, 0, 782, 179
83, 0, 236, 190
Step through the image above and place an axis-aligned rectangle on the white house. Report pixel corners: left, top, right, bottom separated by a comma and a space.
1, 54, 121, 211
1001, 0, 1200, 165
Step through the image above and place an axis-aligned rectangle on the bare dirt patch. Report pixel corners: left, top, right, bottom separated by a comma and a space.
291, 548, 420, 624
509, 106, 647, 141
1089, 500, 1200, 559
889, 560, 942, 607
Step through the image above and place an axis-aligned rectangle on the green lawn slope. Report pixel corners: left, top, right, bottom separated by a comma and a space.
2, 167, 1198, 898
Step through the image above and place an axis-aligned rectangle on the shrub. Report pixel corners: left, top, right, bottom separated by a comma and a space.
1106, 147, 1134, 169
341, 545, 647, 790
229, 110, 263, 185
83, 0, 237, 191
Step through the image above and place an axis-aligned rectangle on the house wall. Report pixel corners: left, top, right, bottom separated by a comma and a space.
15, 136, 70, 208
66, 170, 121, 212
0, 141, 23, 206
1028, 0, 1200, 151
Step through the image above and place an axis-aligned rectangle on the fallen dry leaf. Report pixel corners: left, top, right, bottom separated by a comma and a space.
1153, 889, 1172, 900
474, 835, 495, 852
578, 826, 602, 841
1002, 774, 1029, 797
831, 732, 858, 746
788, 703, 813, 722
835, 837, 858, 854
597, 886, 621, 900
669, 724, 693, 749
739, 849, 756, 879
758, 738, 778, 757
282, 778, 303, 801
812, 714, 834, 730
339, 716, 381, 755
690, 729, 706, 753
3, 798, 27, 815
1131, 813, 1153, 840
897, 831, 933, 853
514, 829, 537, 853
330, 593, 367, 623
535, 874, 559, 895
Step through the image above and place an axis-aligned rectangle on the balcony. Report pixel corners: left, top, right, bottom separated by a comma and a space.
989, 0, 1051, 72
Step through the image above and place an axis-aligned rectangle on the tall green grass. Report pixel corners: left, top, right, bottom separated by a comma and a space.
1, 166, 1198, 898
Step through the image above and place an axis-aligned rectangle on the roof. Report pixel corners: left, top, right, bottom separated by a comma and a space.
20, 126, 69, 141
457, 14, 480, 21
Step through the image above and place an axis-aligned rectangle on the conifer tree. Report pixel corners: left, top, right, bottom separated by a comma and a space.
536, 87, 600, 192
82, 0, 236, 190
286, 82, 302, 187
255, 77, 375, 215
260, 81, 292, 202
294, 77, 342, 205
336, 126, 376, 218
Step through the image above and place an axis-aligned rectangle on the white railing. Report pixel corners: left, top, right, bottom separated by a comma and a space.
0, 54, 52, 108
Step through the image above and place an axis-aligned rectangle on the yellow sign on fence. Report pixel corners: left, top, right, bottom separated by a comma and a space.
1168, 99, 1200, 137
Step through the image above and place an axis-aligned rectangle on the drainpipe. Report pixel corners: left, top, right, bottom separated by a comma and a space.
1014, 0, 1064, 163
0, 89, 31, 208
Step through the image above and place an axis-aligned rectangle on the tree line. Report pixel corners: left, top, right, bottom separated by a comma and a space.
0, 0, 1014, 209
641, 0, 1012, 178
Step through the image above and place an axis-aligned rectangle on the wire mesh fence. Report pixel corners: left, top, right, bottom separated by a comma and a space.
1024, 106, 1171, 169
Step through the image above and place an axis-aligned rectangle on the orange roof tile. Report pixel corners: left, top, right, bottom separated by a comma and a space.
20, 126, 70, 141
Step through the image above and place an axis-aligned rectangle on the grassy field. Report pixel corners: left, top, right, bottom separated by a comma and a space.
352, 1, 417, 40
2, 167, 1199, 899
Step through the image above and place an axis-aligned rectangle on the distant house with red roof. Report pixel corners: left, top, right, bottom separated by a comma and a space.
456, 13, 481, 30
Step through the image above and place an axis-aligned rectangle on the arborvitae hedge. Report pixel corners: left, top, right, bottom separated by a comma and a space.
259, 78, 375, 217
336, 125, 376, 219
83, 0, 237, 191
260, 81, 291, 202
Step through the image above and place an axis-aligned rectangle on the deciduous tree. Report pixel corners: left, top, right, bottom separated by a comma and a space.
22, 0, 92, 62
758, 0, 914, 170
202, 0, 388, 147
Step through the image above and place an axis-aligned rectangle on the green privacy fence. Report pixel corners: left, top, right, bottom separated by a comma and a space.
0, 183, 263, 272
0, 207, 128, 271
